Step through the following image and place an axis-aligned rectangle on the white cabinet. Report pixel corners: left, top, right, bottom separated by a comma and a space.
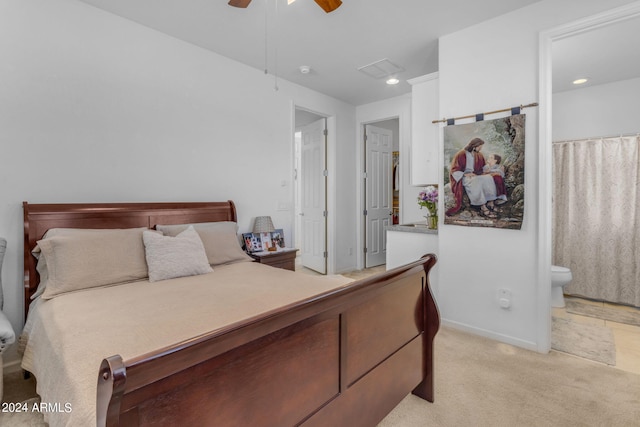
386, 227, 438, 270
408, 72, 439, 186
386, 225, 439, 296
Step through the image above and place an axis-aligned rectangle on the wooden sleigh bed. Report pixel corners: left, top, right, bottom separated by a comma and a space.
22, 201, 439, 427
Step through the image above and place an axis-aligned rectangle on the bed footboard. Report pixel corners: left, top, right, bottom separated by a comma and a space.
97, 254, 439, 427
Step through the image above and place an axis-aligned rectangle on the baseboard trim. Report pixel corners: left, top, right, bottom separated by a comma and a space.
441, 318, 541, 353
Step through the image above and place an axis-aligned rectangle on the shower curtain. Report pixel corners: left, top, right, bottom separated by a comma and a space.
553, 135, 640, 308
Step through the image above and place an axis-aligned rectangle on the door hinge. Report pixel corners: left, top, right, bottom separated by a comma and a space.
324, 251, 328, 258
323, 210, 328, 217
363, 209, 368, 216
364, 134, 368, 142
323, 129, 328, 136
363, 247, 368, 253
323, 169, 328, 177
363, 172, 368, 179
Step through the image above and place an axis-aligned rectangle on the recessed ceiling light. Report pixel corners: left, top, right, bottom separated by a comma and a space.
386, 77, 400, 85
573, 78, 588, 85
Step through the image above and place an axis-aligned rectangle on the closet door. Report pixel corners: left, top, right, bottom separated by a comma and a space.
300, 118, 327, 274
365, 124, 393, 268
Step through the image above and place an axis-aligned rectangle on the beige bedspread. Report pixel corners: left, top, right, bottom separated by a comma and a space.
20, 263, 352, 427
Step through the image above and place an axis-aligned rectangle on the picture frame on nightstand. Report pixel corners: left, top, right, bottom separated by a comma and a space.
271, 229, 285, 249
242, 232, 263, 253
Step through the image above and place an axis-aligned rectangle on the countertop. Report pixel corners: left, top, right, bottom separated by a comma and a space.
385, 222, 438, 235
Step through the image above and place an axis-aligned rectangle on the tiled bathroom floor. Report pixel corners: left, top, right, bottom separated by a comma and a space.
553, 296, 640, 375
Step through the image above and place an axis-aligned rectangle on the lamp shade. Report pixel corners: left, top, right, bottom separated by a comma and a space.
253, 216, 275, 234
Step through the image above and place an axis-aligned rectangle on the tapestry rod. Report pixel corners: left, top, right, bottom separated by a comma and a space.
432, 102, 539, 124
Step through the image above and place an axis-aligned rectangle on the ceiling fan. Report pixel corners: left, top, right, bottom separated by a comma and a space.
228, 0, 342, 13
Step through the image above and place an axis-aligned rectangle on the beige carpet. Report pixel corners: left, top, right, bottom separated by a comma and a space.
378, 327, 638, 427
3, 327, 639, 426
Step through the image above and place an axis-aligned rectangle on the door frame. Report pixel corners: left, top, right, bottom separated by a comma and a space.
292, 104, 334, 274
538, 1, 640, 352
356, 96, 410, 270
356, 98, 411, 270
363, 122, 396, 268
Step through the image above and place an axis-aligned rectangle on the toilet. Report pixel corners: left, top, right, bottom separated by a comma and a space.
551, 265, 572, 308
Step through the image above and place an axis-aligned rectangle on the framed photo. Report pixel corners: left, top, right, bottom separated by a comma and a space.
258, 232, 272, 251
242, 232, 263, 253
271, 229, 285, 248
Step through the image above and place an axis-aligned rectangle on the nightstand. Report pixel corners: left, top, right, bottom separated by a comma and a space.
250, 249, 299, 271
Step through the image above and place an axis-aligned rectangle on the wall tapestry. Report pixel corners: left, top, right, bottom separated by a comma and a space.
443, 114, 525, 229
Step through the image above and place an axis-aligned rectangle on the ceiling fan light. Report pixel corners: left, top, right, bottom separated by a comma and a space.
314, 0, 342, 13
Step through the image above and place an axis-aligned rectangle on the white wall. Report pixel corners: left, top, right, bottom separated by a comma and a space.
437, 0, 635, 351
553, 77, 640, 141
0, 0, 356, 366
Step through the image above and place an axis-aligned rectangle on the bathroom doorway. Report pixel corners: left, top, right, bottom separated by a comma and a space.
541, 3, 640, 366
550, 15, 640, 307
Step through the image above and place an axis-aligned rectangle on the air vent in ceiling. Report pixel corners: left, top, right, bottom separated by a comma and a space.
357, 59, 405, 79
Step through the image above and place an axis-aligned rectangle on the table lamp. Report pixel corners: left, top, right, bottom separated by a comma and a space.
253, 216, 277, 251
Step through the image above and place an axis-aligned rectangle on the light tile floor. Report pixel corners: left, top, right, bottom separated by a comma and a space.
553, 296, 640, 375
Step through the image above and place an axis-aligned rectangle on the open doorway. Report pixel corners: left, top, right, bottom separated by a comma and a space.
540, 3, 640, 353
294, 107, 328, 274
363, 118, 399, 268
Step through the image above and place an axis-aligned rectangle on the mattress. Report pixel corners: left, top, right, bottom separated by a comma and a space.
20, 262, 352, 427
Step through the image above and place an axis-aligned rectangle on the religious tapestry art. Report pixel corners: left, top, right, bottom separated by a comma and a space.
443, 114, 525, 229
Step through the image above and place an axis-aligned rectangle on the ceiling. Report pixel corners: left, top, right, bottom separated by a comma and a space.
552, 14, 640, 93
77, 0, 541, 105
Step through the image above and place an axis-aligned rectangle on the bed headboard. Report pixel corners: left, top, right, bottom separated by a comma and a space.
22, 201, 237, 318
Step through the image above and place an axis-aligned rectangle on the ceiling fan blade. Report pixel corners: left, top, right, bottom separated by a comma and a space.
314, 0, 342, 13
228, 0, 252, 8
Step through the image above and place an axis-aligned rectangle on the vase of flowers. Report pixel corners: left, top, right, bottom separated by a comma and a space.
418, 185, 438, 229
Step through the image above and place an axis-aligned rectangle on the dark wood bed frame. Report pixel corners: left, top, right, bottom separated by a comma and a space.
23, 201, 439, 427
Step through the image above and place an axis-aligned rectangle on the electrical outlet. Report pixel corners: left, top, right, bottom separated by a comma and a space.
497, 289, 512, 309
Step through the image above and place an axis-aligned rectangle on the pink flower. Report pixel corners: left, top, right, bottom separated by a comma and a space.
417, 185, 438, 215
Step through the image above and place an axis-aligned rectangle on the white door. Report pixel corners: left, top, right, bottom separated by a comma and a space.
300, 118, 327, 274
365, 125, 393, 268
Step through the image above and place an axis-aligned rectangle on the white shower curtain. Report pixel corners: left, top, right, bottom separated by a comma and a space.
553, 135, 640, 307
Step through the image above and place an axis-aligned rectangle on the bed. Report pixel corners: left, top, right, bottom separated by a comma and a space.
20, 201, 439, 427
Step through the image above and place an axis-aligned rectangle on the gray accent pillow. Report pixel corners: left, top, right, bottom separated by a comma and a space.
156, 222, 252, 266
143, 226, 213, 282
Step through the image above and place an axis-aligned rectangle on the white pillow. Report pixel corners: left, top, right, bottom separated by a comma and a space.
143, 226, 213, 282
